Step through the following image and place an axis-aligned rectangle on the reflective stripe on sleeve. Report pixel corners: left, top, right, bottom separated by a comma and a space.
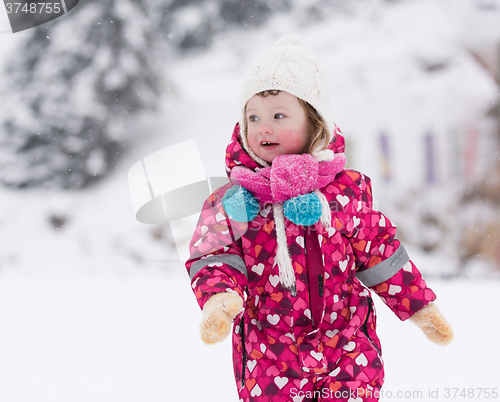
355, 245, 410, 287
189, 254, 247, 280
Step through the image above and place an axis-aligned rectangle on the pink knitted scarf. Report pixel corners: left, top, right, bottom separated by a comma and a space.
230, 153, 346, 203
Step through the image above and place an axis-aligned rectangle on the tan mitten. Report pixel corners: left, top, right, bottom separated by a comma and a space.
200, 292, 244, 345
409, 302, 454, 346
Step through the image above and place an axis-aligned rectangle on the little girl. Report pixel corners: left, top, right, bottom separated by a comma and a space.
186, 36, 453, 402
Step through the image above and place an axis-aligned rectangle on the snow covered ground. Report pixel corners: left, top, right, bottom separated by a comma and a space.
0, 275, 498, 402
0, 0, 499, 400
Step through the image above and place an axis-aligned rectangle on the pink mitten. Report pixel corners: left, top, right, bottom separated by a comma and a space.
200, 292, 244, 345
409, 303, 454, 346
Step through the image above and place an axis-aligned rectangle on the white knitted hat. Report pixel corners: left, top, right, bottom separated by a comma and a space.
239, 35, 334, 166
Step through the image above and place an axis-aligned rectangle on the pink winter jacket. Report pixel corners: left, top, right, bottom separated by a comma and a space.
186, 123, 436, 398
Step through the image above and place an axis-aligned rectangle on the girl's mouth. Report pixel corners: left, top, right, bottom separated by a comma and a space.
261, 141, 279, 148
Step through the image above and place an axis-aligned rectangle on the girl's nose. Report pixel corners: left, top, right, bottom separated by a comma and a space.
259, 122, 273, 135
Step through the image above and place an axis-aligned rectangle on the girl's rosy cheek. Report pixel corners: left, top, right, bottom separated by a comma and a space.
280, 129, 295, 140
280, 130, 303, 150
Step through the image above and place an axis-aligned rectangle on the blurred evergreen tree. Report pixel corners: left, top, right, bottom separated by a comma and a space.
0, 0, 160, 188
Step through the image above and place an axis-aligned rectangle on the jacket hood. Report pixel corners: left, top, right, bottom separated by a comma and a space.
224, 123, 346, 178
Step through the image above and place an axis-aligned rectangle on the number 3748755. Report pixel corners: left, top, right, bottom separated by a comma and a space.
444, 388, 499, 399
5, 3, 62, 14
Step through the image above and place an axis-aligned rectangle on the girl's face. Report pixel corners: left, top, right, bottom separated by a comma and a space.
246, 91, 310, 163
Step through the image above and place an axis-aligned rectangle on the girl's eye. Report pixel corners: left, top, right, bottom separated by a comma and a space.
274, 113, 285, 119
248, 115, 259, 122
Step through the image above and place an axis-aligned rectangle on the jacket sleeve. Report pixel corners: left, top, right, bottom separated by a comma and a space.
185, 185, 248, 310
348, 174, 436, 321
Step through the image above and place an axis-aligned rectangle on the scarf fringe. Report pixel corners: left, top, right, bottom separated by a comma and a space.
273, 203, 296, 289
273, 195, 330, 290
315, 189, 332, 230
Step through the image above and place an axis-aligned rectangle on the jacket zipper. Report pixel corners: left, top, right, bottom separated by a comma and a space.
240, 317, 246, 389
362, 296, 381, 355
318, 274, 324, 297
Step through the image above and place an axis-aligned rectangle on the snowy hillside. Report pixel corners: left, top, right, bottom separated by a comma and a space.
0, 0, 499, 401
